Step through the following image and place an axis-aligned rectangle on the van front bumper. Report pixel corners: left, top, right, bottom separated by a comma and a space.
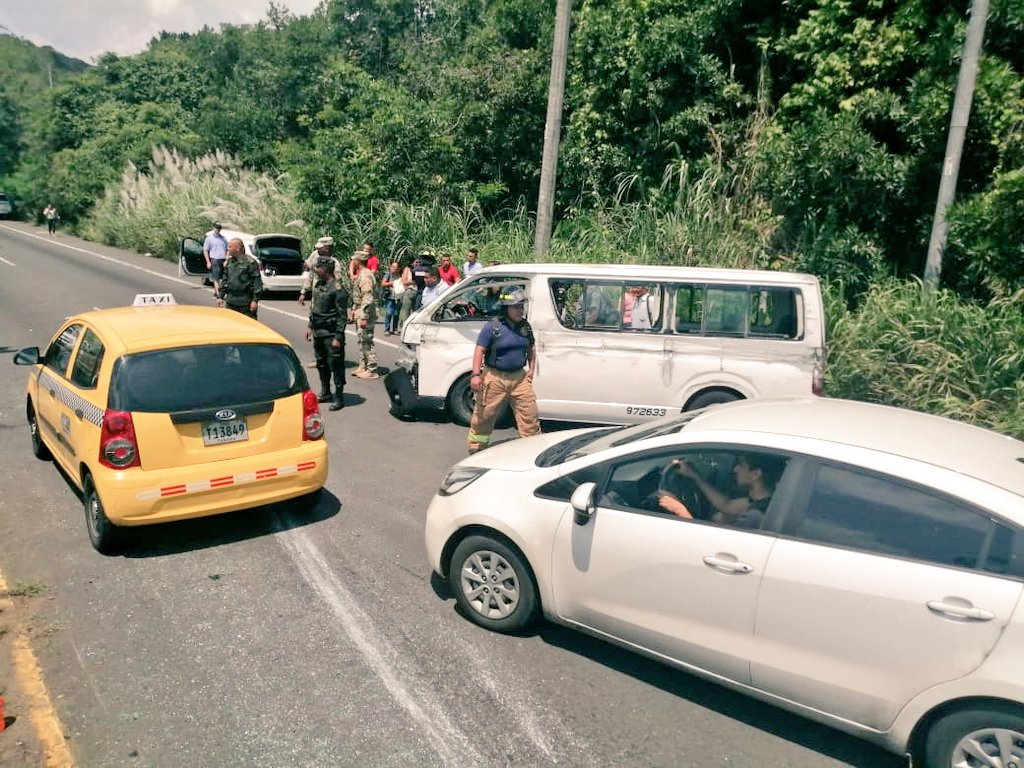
384, 365, 445, 418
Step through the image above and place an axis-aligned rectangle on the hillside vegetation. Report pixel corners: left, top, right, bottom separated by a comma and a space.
0, 2, 1021, 436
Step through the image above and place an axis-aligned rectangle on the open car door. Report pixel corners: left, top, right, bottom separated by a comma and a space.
179, 237, 211, 278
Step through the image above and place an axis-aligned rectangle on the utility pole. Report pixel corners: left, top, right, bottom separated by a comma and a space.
923, 0, 989, 292
534, 0, 573, 260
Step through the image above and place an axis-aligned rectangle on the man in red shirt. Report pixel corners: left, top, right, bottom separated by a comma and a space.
364, 241, 379, 273
437, 253, 460, 286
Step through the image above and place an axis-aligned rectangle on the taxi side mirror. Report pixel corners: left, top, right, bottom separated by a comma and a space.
570, 482, 597, 526
13, 347, 41, 366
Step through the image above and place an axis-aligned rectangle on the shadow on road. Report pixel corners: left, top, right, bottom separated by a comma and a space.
536, 623, 905, 768
119, 491, 342, 558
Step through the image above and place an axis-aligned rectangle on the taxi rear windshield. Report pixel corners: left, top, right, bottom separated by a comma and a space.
108, 343, 306, 412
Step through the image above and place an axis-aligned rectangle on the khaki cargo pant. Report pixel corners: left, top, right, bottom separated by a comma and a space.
467, 368, 541, 452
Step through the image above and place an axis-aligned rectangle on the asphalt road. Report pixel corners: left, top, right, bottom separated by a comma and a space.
0, 222, 903, 767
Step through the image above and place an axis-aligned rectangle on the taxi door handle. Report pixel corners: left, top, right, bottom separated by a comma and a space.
702, 555, 753, 574
926, 600, 994, 622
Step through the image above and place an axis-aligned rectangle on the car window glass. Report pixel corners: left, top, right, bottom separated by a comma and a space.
600, 448, 789, 530
534, 463, 607, 502
749, 288, 801, 340
69, 328, 105, 389
793, 465, 992, 570
109, 343, 304, 412
45, 324, 82, 377
622, 284, 663, 331
704, 287, 748, 335
980, 522, 1024, 578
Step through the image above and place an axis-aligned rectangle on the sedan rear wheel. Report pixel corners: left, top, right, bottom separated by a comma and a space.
925, 704, 1024, 768
449, 535, 538, 633
83, 474, 122, 554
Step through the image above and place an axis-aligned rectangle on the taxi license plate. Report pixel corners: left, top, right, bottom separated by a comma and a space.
202, 418, 249, 446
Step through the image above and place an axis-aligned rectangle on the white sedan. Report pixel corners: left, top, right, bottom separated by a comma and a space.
425, 398, 1024, 768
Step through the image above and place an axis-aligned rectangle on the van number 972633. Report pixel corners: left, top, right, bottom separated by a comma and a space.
625, 406, 667, 417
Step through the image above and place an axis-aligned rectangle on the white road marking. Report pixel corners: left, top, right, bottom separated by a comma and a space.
0, 224, 402, 349
274, 524, 483, 767
0, 255, 15, 266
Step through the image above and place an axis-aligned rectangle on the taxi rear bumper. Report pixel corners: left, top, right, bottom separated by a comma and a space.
92, 441, 329, 525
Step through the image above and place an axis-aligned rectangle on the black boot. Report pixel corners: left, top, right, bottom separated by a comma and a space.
317, 369, 332, 403
329, 392, 345, 411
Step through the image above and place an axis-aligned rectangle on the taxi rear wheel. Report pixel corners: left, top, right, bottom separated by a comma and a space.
28, 403, 51, 461
83, 474, 122, 554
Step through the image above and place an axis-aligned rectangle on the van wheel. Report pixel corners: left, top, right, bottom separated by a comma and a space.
686, 391, 740, 411
83, 474, 122, 554
448, 375, 475, 426
28, 403, 52, 461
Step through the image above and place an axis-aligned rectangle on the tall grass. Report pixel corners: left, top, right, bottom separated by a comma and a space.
825, 280, 1024, 439
82, 146, 309, 259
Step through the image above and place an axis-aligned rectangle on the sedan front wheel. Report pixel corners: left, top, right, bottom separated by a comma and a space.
449, 535, 538, 633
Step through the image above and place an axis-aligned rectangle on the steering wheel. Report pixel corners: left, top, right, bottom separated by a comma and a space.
656, 461, 707, 520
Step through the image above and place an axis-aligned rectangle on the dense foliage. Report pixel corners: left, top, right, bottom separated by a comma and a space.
1, 2, 1022, 435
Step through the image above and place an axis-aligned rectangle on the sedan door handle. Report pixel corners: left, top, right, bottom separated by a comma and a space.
926, 600, 995, 622
702, 555, 754, 574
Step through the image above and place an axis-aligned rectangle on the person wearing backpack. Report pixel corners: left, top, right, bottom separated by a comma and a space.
466, 289, 540, 453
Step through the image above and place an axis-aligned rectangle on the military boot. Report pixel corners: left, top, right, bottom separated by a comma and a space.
329, 393, 345, 411
317, 370, 332, 403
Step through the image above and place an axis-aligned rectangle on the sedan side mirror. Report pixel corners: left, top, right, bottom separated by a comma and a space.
13, 347, 41, 366
570, 482, 597, 526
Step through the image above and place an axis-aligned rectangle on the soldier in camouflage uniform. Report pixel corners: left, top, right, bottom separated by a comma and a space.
216, 238, 262, 319
305, 256, 350, 411
350, 248, 379, 379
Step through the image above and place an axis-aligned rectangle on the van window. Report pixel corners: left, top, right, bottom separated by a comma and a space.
109, 343, 305, 412
435, 278, 528, 321
673, 284, 802, 340
551, 279, 663, 332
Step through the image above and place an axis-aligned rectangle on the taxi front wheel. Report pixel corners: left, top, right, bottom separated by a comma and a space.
83, 474, 122, 554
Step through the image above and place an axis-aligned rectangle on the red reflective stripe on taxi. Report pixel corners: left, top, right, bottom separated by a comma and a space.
137, 461, 319, 501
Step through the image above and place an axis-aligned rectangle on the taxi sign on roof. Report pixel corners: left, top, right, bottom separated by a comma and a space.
132, 293, 177, 307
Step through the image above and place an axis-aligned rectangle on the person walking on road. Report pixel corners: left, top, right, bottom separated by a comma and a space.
203, 222, 228, 296
397, 256, 420, 327
43, 204, 59, 236
306, 256, 350, 411
350, 248, 379, 379
216, 238, 262, 319
466, 289, 540, 453
382, 260, 402, 335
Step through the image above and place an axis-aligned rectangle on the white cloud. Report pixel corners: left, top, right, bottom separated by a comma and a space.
0, 0, 323, 62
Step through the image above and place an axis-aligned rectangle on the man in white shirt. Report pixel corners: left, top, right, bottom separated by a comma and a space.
463, 248, 483, 279
420, 267, 450, 307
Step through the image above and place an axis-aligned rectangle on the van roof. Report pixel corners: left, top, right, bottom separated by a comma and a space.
478, 263, 821, 286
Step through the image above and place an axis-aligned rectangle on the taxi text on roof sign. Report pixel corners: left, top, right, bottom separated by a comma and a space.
132, 293, 177, 307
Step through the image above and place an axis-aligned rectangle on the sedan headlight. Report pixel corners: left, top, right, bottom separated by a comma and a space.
439, 467, 488, 496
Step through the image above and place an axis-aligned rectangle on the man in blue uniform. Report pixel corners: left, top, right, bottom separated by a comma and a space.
466, 289, 541, 453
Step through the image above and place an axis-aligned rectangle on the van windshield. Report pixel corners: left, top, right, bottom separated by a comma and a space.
535, 412, 700, 466
109, 343, 306, 412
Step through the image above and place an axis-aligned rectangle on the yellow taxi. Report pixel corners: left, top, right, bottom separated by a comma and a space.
14, 294, 329, 553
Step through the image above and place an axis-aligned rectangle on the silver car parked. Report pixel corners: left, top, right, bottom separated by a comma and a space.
425, 398, 1024, 767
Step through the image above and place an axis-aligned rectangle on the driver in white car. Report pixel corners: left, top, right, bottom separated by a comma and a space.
657, 453, 785, 528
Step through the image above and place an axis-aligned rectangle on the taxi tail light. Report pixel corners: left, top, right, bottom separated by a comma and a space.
99, 410, 141, 469
302, 389, 325, 441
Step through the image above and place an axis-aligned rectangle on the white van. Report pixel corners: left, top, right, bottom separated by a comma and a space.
179, 229, 307, 293
386, 263, 825, 425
